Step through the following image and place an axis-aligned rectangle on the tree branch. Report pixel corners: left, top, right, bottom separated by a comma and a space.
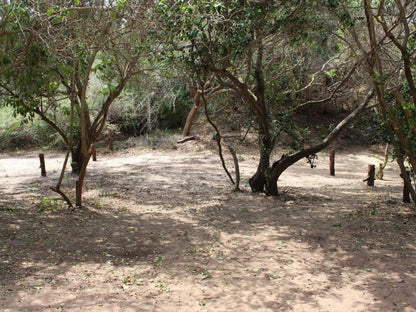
270, 89, 375, 180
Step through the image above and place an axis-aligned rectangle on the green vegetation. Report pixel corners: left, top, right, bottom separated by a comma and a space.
0, 0, 415, 207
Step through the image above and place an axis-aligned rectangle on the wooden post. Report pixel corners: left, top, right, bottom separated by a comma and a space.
365, 164, 375, 186
39, 153, 47, 177
108, 136, 114, 151
329, 150, 335, 176
403, 170, 411, 203
90, 144, 97, 161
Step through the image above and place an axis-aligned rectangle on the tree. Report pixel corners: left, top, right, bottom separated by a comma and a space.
0, 1, 36, 76
183, 80, 231, 137
323, 0, 416, 206
156, 0, 373, 195
362, 0, 416, 205
0, 1, 154, 207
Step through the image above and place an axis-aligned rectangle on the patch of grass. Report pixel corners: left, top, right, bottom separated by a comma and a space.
201, 271, 213, 280
36, 196, 64, 212
0, 205, 17, 212
154, 255, 165, 267
155, 281, 170, 293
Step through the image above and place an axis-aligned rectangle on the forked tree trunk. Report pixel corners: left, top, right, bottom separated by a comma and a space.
183, 84, 230, 137
249, 38, 276, 194
249, 144, 273, 193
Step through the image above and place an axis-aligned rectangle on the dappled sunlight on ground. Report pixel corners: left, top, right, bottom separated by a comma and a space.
1, 144, 415, 311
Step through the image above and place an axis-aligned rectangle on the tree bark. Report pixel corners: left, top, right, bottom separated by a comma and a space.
91, 144, 97, 161
108, 137, 114, 151
183, 105, 200, 137
75, 151, 90, 207
183, 84, 231, 137
249, 39, 276, 194
402, 171, 411, 203
249, 144, 272, 193
329, 150, 335, 176
362, 1, 416, 207
365, 164, 375, 186
71, 141, 83, 174
39, 154, 47, 177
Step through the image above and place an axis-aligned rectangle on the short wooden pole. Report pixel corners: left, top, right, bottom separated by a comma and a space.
108, 136, 114, 151
403, 170, 411, 203
329, 150, 335, 176
39, 153, 47, 177
90, 144, 97, 161
366, 164, 375, 186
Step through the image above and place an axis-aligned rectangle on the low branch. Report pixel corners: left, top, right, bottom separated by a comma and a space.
50, 149, 74, 207
202, 93, 235, 187
227, 144, 240, 190
0, 82, 70, 146
177, 136, 196, 144
271, 89, 375, 180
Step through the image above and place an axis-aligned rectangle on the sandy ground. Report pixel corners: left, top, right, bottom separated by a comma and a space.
1, 140, 416, 312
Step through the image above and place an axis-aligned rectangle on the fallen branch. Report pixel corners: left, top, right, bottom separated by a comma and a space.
177, 136, 197, 144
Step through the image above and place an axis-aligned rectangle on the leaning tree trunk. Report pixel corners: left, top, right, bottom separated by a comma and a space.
183, 84, 230, 137
260, 90, 375, 196
183, 105, 200, 137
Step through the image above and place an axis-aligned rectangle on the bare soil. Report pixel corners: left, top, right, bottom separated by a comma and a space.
1, 139, 415, 312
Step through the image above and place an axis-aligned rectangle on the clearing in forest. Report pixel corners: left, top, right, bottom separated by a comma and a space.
1, 142, 415, 312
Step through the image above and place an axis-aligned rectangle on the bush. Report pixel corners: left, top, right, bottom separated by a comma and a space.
0, 107, 64, 150
108, 80, 192, 136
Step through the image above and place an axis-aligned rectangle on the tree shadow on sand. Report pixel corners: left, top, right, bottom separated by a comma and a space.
1, 149, 416, 311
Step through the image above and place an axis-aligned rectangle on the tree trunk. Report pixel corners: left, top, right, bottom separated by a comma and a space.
366, 164, 375, 186
71, 139, 91, 175
71, 140, 91, 175
75, 149, 90, 207
329, 150, 335, 176
183, 83, 230, 137
248, 140, 277, 196
249, 170, 266, 193
183, 105, 200, 137
39, 153, 47, 177
249, 38, 275, 194
264, 168, 278, 196
71, 141, 82, 174
249, 144, 272, 193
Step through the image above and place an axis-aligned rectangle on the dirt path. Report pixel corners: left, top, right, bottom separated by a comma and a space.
1, 143, 415, 311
